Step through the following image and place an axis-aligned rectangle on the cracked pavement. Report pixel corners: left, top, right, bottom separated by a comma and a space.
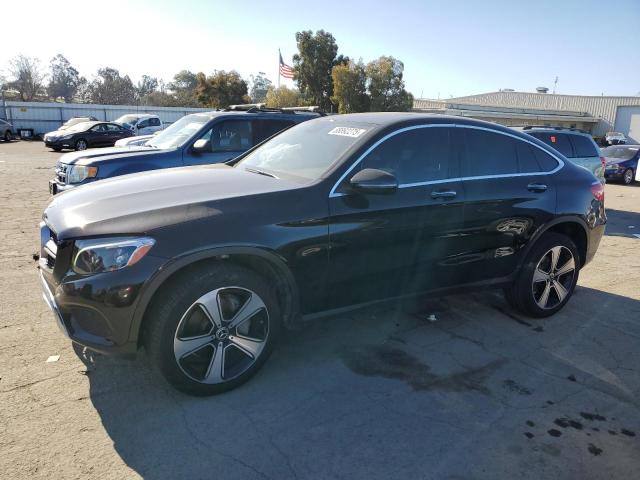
1, 141, 639, 479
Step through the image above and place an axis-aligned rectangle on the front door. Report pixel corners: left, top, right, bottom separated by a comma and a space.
184, 119, 256, 166
327, 125, 467, 309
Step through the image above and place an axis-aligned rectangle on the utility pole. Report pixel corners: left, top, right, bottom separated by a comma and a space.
553, 76, 559, 94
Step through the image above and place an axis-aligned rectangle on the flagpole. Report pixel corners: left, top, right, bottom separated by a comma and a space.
277, 48, 281, 89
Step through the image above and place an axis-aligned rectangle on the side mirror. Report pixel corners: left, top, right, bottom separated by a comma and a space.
192, 138, 211, 153
349, 168, 398, 194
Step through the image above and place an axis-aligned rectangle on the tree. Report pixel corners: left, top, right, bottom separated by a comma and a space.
85, 67, 137, 105
331, 60, 369, 113
264, 86, 304, 108
136, 75, 159, 99
7, 55, 46, 101
168, 70, 199, 106
48, 54, 82, 102
366, 56, 413, 112
249, 72, 272, 103
195, 70, 249, 108
292, 30, 343, 110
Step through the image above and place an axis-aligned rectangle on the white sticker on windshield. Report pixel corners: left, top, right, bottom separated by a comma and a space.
328, 127, 366, 138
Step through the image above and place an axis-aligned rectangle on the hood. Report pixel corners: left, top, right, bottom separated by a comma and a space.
43, 164, 300, 240
58, 146, 166, 166
45, 129, 66, 137
605, 156, 632, 166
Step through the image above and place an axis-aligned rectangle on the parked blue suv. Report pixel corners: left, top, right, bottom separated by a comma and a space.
48, 106, 323, 194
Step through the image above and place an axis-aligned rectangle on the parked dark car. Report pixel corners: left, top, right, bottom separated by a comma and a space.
48, 106, 322, 194
44, 121, 133, 152
602, 144, 639, 184
1, 119, 13, 142
39, 113, 606, 395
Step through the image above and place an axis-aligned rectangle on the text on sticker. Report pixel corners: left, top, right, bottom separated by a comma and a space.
328, 127, 366, 138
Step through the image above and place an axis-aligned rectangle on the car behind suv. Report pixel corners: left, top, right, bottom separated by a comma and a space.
517, 126, 605, 183
48, 106, 323, 194
114, 114, 164, 135
1, 119, 13, 141
39, 113, 606, 395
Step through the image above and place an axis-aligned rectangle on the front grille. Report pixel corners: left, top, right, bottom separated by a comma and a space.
40, 222, 58, 270
55, 162, 68, 184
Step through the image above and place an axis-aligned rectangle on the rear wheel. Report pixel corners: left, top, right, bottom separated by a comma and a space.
623, 168, 634, 185
506, 232, 579, 318
144, 263, 281, 395
75, 139, 88, 151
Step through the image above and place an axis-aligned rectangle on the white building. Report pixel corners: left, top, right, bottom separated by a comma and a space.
414, 90, 640, 141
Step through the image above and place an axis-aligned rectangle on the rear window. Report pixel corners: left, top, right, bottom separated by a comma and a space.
570, 135, 598, 157
529, 132, 573, 158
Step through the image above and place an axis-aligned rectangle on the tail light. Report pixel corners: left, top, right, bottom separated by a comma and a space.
591, 182, 604, 202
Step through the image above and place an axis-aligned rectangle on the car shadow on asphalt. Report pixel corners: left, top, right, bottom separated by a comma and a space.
76, 286, 640, 480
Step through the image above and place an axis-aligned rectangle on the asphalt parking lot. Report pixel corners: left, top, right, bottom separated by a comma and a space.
1, 140, 639, 480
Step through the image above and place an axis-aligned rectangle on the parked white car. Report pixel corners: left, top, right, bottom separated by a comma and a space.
113, 114, 163, 136
605, 131, 627, 146
114, 134, 155, 147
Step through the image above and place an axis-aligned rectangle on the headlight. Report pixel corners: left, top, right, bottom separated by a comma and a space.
67, 165, 98, 183
61, 134, 73, 140
73, 237, 155, 275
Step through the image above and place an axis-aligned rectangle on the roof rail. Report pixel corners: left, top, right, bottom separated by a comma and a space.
224, 103, 325, 115
521, 125, 589, 134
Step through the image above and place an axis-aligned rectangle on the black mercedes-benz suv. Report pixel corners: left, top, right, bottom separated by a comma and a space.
39, 113, 606, 395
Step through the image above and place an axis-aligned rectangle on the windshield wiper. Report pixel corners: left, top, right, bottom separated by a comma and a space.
243, 167, 278, 179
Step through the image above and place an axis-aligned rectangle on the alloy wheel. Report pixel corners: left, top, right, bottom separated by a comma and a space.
173, 287, 269, 384
76, 140, 87, 150
531, 245, 576, 310
624, 169, 633, 185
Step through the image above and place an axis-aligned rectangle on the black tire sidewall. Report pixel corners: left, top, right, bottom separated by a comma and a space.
145, 264, 281, 396
623, 168, 634, 185
511, 232, 580, 318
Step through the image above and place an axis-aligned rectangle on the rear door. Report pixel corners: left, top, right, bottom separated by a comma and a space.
457, 127, 559, 284
183, 119, 257, 166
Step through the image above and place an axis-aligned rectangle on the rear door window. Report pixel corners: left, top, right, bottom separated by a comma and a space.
570, 135, 598, 157
149, 117, 161, 127
460, 128, 519, 177
257, 120, 295, 143
529, 132, 573, 158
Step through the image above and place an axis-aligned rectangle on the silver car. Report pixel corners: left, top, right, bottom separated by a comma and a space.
518, 127, 605, 183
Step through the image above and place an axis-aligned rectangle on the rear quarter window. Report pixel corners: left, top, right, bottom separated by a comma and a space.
570, 135, 598, 157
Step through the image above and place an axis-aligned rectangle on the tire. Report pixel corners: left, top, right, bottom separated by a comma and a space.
144, 263, 281, 395
4, 131, 12, 142
52, 147, 62, 152
75, 139, 88, 151
623, 168, 634, 185
505, 232, 579, 318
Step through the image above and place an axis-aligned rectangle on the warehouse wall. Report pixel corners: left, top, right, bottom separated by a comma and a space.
1, 101, 210, 135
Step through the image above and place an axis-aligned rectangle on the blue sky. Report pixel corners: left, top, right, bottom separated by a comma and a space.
1, 0, 638, 98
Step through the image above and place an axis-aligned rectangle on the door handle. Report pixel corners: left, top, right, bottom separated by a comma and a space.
431, 190, 457, 199
527, 183, 548, 192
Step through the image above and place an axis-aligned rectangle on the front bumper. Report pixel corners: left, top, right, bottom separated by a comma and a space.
604, 169, 625, 180
38, 223, 166, 356
45, 138, 73, 149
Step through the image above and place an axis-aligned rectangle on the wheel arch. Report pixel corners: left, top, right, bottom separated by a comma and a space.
130, 246, 301, 348
520, 217, 589, 269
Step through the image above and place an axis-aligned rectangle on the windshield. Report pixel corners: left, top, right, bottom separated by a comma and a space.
146, 114, 210, 149
602, 146, 639, 160
114, 115, 140, 126
235, 119, 371, 181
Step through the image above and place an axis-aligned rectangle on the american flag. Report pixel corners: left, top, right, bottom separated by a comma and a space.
279, 52, 294, 79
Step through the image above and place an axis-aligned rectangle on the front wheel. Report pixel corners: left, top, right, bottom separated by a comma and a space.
4, 131, 12, 142
623, 168, 635, 185
506, 232, 579, 318
144, 263, 281, 395
75, 139, 88, 151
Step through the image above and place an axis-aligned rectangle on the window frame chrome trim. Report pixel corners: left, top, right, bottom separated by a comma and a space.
328, 123, 565, 198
